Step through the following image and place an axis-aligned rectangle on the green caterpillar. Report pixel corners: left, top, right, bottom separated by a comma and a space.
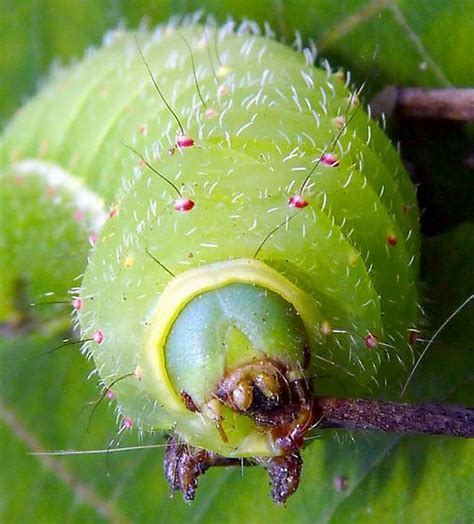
0, 18, 420, 503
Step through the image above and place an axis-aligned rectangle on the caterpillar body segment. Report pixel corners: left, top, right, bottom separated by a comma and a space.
0, 20, 420, 503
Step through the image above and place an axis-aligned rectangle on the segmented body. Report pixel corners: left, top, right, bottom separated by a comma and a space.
0, 18, 420, 501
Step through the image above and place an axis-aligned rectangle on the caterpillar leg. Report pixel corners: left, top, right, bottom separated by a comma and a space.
164, 357, 316, 502
254, 453, 303, 505
164, 435, 215, 502
163, 434, 303, 504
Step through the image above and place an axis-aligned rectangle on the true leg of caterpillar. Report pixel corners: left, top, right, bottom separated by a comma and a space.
163, 434, 302, 504
254, 454, 303, 504
161, 357, 316, 502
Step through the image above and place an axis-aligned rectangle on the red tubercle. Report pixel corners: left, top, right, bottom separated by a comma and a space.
364, 333, 379, 349
408, 329, 419, 345
139, 125, 148, 136
387, 233, 398, 246
320, 153, 339, 167
109, 205, 119, 218
288, 194, 309, 209
174, 197, 195, 212
93, 330, 105, 345
176, 135, 195, 148
72, 297, 82, 311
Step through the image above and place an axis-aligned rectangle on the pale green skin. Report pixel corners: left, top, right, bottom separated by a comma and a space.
0, 161, 105, 321
0, 22, 420, 457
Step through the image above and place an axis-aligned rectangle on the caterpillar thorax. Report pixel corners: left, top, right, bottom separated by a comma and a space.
0, 19, 420, 502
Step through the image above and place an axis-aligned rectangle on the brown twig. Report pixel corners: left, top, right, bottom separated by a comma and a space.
371, 87, 474, 121
315, 396, 474, 438
208, 397, 474, 470
163, 395, 474, 502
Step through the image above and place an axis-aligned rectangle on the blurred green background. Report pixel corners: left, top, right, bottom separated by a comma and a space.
1, 1, 473, 522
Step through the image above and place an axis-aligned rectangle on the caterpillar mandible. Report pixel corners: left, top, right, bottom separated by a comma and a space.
0, 17, 420, 503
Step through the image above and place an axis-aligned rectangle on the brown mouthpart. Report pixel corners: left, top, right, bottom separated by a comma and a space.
164, 358, 317, 504
214, 358, 316, 454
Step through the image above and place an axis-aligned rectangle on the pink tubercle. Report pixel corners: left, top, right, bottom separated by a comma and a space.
333, 475, 349, 492
218, 84, 230, 96
72, 297, 82, 311
364, 333, 379, 349
73, 210, 85, 222
106, 389, 116, 400
176, 135, 195, 148
139, 125, 148, 136
122, 416, 133, 430
93, 330, 105, 345
320, 153, 339, 167
134, 365, 143, 381
205, 107, 218, 119
88, 232, 98, 247
288, 194, 309, 209
174, 198, 195, 212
